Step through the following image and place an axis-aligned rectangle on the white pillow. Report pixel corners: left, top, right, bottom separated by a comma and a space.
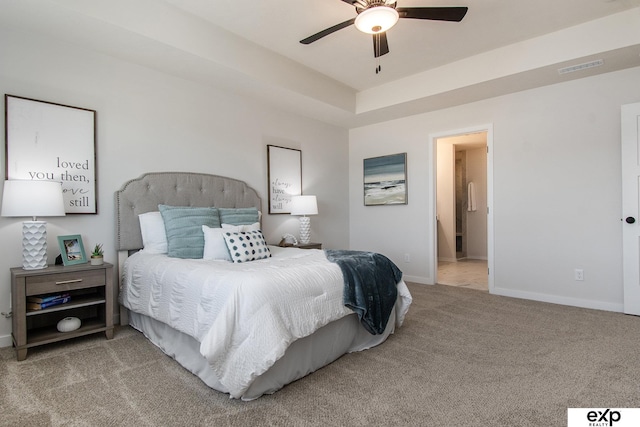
139, 211, 168, 254
221, 222, 260, 232
205, 223, 260, 260
203, 225, 238, 261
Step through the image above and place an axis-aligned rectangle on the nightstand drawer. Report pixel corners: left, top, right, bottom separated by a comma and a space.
25, 269, 106, 296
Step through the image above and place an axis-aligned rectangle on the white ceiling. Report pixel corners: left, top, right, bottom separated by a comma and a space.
163, 0, 640, 91
2, 0, 640, 128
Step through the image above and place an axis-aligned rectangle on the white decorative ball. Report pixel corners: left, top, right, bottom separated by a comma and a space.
57, 316, 81, 333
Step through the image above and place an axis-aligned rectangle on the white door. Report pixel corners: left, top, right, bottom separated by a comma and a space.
621, 102, 640, 315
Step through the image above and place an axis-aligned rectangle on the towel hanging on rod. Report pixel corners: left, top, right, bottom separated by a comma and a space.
467, 182, 477, 212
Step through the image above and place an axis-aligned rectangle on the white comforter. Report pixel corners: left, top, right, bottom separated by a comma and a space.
121, 246, 412, 398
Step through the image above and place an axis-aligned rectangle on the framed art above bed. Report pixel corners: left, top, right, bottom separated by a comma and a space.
267, 145, 301, 214
5, 94, 97, 214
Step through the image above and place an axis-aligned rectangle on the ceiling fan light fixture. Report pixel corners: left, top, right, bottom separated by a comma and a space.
354, 6, 399, 34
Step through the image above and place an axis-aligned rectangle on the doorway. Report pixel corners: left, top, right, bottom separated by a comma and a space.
429, 125, 494, 292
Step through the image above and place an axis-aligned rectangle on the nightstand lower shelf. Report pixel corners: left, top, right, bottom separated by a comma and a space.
23, 318, 112, 348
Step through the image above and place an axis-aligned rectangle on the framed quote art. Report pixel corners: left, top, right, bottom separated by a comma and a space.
5, 94, 97, 214
363, 152, 408, 206
267, 145, 301, 214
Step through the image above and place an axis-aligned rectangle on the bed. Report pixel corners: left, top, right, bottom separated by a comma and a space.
116, 172, 412, 400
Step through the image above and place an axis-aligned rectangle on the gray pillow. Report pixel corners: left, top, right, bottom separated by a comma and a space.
159, 205, 220, 258
218, 207, 260, 225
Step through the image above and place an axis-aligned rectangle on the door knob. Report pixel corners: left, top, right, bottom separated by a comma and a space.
626, 217, 636, 224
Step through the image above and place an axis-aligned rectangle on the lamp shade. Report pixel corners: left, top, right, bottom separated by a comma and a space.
290, 195, 318, 216
1, 180, 66, 218
355, 6, 399, 34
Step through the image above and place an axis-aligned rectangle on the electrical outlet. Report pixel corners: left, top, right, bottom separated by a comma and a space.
574, 269, 584, 281
404, 253, 410, 263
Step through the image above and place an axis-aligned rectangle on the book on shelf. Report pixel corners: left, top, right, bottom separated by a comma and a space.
27, 293, 70, 304
27, 296, 71, 311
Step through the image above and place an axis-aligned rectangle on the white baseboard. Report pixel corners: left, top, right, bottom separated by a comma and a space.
0, 334, 13, 348
439, 256, 488, 262
402, 275, 435, 285
492, 287, 624, 313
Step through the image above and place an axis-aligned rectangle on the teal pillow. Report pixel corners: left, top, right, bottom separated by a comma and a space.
158, 205, 220, 259
218, 207, 260, 225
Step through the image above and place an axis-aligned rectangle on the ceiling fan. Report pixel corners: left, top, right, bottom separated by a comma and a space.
300, 0, 468, 73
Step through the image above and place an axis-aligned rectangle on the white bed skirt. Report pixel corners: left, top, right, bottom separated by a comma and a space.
128, 307, 397, 400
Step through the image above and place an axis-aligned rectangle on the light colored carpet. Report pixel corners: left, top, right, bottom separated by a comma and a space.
1, 283, 639, 426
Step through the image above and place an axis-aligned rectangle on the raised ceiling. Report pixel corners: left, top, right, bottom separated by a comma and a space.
164, 0, 640, 90
2, 0, 640, 128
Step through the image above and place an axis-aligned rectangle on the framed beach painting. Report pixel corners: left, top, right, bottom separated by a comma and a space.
363, 153, 407, 206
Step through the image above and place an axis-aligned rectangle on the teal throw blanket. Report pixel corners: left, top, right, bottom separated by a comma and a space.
325, 250, 402, 335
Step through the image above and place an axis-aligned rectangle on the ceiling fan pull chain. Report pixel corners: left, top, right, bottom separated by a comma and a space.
375, 33, 381, 74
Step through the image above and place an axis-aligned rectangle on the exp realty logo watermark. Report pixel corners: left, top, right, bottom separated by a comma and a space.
568, 408, 640, 427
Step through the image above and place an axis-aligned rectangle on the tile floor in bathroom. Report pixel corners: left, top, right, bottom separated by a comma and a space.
437, 259, 488, 291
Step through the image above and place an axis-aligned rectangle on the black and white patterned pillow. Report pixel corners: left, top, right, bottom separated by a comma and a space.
222, 230, 271, 263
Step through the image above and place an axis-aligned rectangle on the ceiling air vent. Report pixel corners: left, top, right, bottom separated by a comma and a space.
558, 59, 604, 75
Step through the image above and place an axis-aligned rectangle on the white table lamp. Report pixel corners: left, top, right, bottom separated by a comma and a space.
1, 180, 66, 269
291, 195, 318, 244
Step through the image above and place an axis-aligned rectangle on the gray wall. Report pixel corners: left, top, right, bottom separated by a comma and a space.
0, 26, 349, 346
350, 66, 640, 312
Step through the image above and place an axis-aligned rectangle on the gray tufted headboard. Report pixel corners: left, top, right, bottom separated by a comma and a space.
115, 172, 262, 251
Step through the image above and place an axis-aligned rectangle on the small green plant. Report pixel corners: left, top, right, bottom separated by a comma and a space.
92, 243, 104, 257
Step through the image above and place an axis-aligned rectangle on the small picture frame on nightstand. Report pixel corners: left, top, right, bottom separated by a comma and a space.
57, 234, 87, 265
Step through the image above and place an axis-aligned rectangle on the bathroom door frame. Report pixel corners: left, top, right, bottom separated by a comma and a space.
428, 124, 494, 292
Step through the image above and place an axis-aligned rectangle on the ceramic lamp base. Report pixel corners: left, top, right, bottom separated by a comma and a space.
298, 216, 311, 244
22, 221, 47, 270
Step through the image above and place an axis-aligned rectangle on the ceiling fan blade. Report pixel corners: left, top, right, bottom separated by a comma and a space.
300, 18, 356, 44
397, 7, 468, 22
372, 32, 389, 58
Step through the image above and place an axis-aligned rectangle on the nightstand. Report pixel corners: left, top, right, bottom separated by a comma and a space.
10, 262, 114, 361
296, 242, 322, 249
